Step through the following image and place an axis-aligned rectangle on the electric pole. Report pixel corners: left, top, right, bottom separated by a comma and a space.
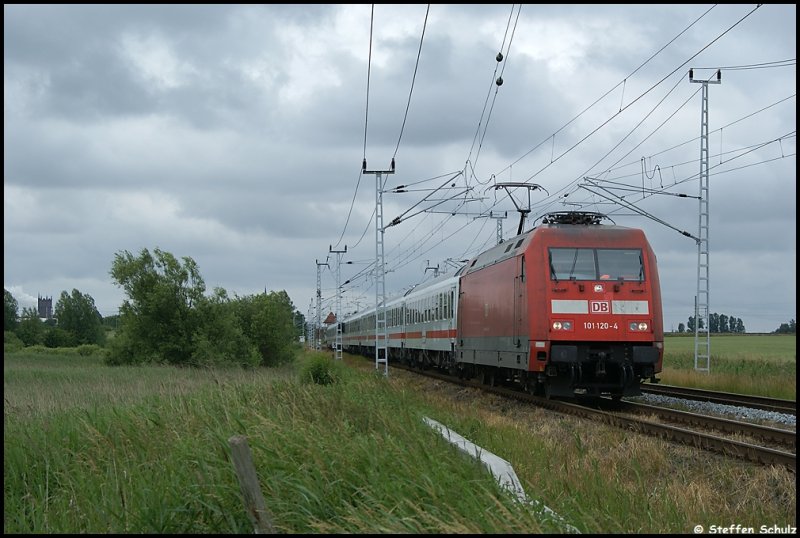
330, 245, 347, 360
362, 157, 395, 376
689, 68, 721, 373
307, 299, 313, 349
315, 258, 329, 351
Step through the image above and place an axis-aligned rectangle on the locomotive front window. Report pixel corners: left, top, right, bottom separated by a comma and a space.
550, 248, 596, 280
597, 249, 644, 281
549, 248, 644, 281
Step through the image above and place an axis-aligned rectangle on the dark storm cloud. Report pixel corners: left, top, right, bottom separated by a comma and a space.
4, 4, 796, 332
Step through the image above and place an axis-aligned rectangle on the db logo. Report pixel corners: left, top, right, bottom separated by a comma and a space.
590, 301, 610, 313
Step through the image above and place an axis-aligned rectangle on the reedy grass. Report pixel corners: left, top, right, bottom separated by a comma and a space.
4, 346, 796, 534
658, 335, 796, 400
5, 352, 549, 533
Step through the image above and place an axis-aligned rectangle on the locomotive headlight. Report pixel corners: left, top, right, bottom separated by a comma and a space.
552, 321, 562, 330
638, 322, 648, 331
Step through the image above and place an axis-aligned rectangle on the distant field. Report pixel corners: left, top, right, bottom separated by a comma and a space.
659, 334, 795, 399
664, 334, 796, 361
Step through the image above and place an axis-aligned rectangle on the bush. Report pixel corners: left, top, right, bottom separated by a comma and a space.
4, 331, 24, 353
299, 352, 342, 386
44, 327, 76, 348
76, 344, 104, 357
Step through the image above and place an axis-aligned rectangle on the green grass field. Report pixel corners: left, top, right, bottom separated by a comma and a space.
3, 336, 796, 533
659, 334, 796, 399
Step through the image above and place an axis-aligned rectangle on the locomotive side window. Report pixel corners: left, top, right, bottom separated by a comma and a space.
549, 248, 644, 281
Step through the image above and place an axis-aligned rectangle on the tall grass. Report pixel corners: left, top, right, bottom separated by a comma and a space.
659, 335, 796, 399
4, 347, 796, 534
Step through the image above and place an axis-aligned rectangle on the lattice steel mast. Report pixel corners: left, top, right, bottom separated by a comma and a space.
362, 158, 395, 376
689, 68, 721, 373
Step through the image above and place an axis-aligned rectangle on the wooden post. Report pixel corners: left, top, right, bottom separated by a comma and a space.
228, 435, 277, 534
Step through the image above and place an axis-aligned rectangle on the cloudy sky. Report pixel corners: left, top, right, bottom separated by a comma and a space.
4, 4, 796, 334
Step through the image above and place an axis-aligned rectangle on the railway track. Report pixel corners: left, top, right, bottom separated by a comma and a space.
386, 361, 796, 472
640, 383, 796, 415
597, 399, 795, 450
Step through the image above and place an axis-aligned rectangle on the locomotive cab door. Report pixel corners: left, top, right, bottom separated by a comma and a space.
513, 255, 526, 350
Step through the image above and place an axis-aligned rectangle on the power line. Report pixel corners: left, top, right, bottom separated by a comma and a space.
463, 4, 522, 187
392, 4, 430, 161
496, 4, 765, 216
491, 4, 719, 181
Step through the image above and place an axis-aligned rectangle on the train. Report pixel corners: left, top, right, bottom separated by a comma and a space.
325, 211, 663, 399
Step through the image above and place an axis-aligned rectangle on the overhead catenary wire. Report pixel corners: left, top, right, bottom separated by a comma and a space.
332, 4, 791, 318
469, 4, 522, 185
453, 4, 731, 224
463, 4, 522, 188
331, 5, 376, 249
493, 3, 766, 215
392, 4, 430, 161
342, 5, 527, 288
490, 4, 719, 182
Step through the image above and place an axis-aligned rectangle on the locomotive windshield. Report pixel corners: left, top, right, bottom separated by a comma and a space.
549, 248, 644, 281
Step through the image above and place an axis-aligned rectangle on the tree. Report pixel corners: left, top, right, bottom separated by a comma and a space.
718, 314, 729, 333
43, 327, 76, 348
190, 288, 260, 368
237, 290, 298, 366
687, 312, 750, 333
709, 313, 719, 333
16, 307, 45, 346
677, 322, 685, 333
54, 289, 105, 345
774, 319, 796, 334
108, 247, 206, 365
108, 247, 299, 368
4, 289, 18, 331
293, 310, 306, 339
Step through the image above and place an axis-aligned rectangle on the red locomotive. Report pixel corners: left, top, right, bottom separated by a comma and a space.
335, 211, 663, 399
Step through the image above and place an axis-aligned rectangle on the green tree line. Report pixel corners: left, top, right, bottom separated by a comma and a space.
4, 247, 306, 367
773, 319, 796, 334
677, 313, 796, 334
